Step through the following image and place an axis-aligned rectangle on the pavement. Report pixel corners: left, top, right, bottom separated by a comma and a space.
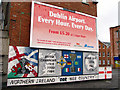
1, 69, 120, 90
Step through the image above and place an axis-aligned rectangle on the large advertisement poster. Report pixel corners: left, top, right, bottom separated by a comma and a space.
30, 1, 98, 52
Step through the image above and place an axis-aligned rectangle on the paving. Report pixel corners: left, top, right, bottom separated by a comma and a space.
1, 69, 120, 90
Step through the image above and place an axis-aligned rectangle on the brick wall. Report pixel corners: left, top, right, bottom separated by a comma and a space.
99, 40, 111, 67
110, 26, 120, 68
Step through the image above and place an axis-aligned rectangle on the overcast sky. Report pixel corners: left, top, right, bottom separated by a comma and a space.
97, 0, 119, 42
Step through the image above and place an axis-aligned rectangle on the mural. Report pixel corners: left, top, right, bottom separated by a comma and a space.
115, 60, 120, 68
61, 51, 83, 76
83, 52, 99, 74
8, 46, 38, 78
38, 49, 61, 76
99, 66, 112, 79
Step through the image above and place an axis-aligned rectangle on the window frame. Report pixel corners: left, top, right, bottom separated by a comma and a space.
99, 60, 101, 65
103, 52, 105, 57
99, 52, 101, 57
99, 44, 101, 49
107, 60, 110, 65
107, 52, 110, 57
103, 60, 105, 65
82, 0, 89, 5
103, 45, 105, 49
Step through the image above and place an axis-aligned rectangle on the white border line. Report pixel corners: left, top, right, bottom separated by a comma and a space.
75, 11, 97, 19
34, 1, 63, 10
33, 1, 97, 19
30, 1, 35, 47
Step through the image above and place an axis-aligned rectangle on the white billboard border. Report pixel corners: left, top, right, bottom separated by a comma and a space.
30, 1, 99, 52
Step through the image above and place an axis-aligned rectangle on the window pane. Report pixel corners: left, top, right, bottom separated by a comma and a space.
108, 60, 110, 65
99, 52, 101, 57
103, 60, 105, 65
99, 45, 101, 48
107, 52, 109, 57
82, 0, 87, 3
103, 45, 105, 49
103, 52, 105, 57
99, 60, 101, 65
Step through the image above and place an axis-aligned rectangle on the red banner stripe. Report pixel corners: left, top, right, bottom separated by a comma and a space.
23, 74, 29, 77
13, 46, 20, 55
105, 74, 107, 79
99, 71, 104, 74
107, 71, 112, 73
31, 69, 37, 77
9, 54, 25, 62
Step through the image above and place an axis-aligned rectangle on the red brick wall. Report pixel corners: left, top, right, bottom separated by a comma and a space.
9, 2, 31, 46
99, 41, 107, 66
9, 2, 97, 47
110, 26, 120, 68
99, 40, 111, 67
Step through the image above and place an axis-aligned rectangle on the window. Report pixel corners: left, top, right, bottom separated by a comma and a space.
103, 45, 105, 49
117, 32, 119, 38
103, 52, 105, 57
99, 52, 101, 57
82, 0, 89, 4
107, 60, 110, 65
107, 52, 110, 57
99, 60, 101, 65
117, 42, 119, 49
0, 0, 1, 5
103, 60, 105, 65
82, 0, 87, 3
99, 44, 101, 49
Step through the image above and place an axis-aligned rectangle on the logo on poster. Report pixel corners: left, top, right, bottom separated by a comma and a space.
84, 44, 94, 48
74, 43, 82, 47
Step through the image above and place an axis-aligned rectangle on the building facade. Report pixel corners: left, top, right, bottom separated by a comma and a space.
99, 40, 111, 67
110, 26, 120, 68
1, 0, 98, 86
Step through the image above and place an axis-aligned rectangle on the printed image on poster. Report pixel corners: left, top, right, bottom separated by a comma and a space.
8, 46, 38, 78
38, 49, 61, 76
62, 51, 83, 76
83, 52, 99, 74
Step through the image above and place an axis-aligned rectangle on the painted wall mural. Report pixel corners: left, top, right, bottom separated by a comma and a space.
7, 46, 112, 86
8, 46, 38, 78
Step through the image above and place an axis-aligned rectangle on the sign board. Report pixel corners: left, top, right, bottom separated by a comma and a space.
7, 1, 111, 87
30, 1, 98, 52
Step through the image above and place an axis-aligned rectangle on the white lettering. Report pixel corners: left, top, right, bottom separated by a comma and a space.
72, 23, 84, 30
49, 11, 67, 20
38, 16, 54, 25
85, 25, 93, 32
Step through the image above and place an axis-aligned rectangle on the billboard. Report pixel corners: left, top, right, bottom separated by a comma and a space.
7, 1, 112, 87
30, 1, 98, 52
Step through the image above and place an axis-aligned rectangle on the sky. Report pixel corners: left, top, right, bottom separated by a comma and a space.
97, 0, 120, 42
